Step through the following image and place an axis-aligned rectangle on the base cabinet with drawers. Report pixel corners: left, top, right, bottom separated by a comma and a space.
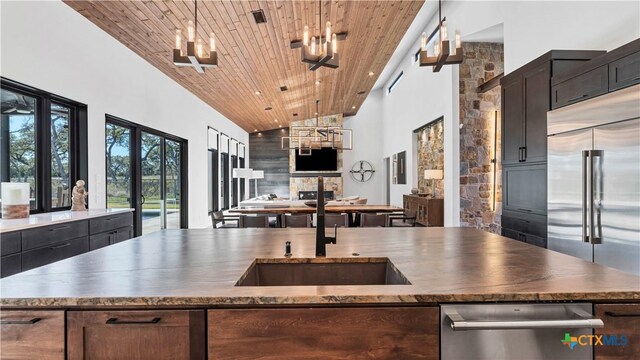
403, 195, 444, 227
0, 211, 133, 278
2, 304, 638, 359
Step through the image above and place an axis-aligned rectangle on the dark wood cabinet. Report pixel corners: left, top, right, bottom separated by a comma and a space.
67, 310, 205, 360
208, 307, 439, 360
594, 304, 640, 359
1, 231, 21, 256
89, 212, 133, 234
1, 253, 22, 277
22, 237, 89, 272
89, 226, 134, 250
523, 63, 551, 163
503, 164, 547, 215
21, 221, 89, 251
403, 195, 444, 226
552, 65, 608, 109
609, 50, 640, 91
502, 77, 524, 165
0, 310, 65, 359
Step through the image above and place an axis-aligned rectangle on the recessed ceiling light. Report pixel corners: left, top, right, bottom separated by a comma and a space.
352, 106, 356, 109
315, 80, 321, 85
255, 91, 261, 95
254, 129, 258, 132
368, 71, 374, 76
274, 119, 278, 122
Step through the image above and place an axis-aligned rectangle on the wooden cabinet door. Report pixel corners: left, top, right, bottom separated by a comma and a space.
113, 226, 134, 244
0, 310, 65, 359
501, 77, 524, 165
503, 164, 547, 215
67, 310, 205, 360
609, 51, 640, 91
208, 307, 439, 360
552, 65, 608, 109
595, 304, 640, 359
523, 63, 551, 163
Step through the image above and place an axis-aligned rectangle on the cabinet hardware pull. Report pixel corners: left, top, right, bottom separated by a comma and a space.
568, 94, 588, 103
50, 243, 71, 249
517, 208, 532, 212
49, 226, 71, 231
0, 318, 41, 325
106, 317, 161, 325
605, 311, 640, 318
633, 76, 640, 81
445, 308, 603, 330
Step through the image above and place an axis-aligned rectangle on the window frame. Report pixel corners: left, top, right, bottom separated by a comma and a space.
0, 77, 87, 214
387, 71, 404, 94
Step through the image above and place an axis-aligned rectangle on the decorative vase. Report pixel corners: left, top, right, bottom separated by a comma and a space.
410, 187, 419, 194
1, 182, 30, 219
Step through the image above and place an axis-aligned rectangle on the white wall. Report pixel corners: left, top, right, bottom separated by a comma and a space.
373, 0, 639, 226
0, 1, 248, 229
343, 89, 384, 204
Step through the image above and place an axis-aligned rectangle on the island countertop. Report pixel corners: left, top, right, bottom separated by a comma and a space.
1, 227, 638, 308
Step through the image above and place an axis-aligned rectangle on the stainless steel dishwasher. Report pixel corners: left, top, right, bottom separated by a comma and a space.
441, 303, 604, 360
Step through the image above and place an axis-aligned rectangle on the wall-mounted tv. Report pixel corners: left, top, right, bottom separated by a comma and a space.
295, 147, 338, 171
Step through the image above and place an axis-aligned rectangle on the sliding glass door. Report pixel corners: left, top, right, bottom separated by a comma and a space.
106, 116, 187, 236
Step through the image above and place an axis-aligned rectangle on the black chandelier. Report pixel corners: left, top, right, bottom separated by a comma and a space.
173, 0, 218, 73
419, 0, 463, 72
290, 1, 347, 71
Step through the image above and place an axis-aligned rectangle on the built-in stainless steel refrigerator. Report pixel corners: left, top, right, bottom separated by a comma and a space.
547, 84, 640, 276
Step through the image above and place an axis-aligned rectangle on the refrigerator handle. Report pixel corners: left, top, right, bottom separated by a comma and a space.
582, 150, 589, 243
590, 150, 603, 244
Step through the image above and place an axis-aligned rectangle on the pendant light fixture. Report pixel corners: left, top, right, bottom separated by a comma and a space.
173, 0, 218, 73
290, 1, 347, 71
419, 0, 463, 72
281, 99, 352, 154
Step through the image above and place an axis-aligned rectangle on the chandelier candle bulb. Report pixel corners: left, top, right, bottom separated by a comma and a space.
303, 25, 309, 46
196, 38, 203, 57
455, 33, 461, 49
311, 36, 316, 55
326, 21, 331, 44
435, 43, 440, 56
332, 33, 337, 53
210, 33, 216, 52
187, 20, 194, 42
421, 32, 427, 51
441, 21, 448, 41
175, 29, 181, 49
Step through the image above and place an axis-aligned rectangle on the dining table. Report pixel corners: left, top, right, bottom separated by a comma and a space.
228, 204, 404, 227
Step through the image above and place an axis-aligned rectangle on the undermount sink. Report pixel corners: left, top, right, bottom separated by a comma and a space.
235, 257, 411, 286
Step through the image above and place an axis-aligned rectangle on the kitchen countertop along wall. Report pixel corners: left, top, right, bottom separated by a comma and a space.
0, 208, 134, 233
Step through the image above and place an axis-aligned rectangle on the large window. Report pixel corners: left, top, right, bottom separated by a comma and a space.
207, 127, 219, 213
0, 78, 87, 213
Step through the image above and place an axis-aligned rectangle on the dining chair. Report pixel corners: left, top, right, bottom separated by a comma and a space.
323, 213, 349, 228
359, 213, 389, 227
389, 209, 417, 227
239, 215, 270, 228
211, 211, 240, 229
282, 214, 312, 228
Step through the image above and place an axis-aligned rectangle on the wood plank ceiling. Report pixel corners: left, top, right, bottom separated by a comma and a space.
64, 0, 424, 132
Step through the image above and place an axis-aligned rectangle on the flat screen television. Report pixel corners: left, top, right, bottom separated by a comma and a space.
295, 147, 338, 171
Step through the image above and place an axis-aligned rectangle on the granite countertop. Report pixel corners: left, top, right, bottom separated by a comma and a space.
0, 228, 639, 308
0, 208, 134, 233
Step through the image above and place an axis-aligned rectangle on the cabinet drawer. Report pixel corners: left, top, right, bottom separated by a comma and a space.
22, 237, 89, 272
89, 232, 111, 251
89, 212, 133, 234
523, 233, 547, 248
594, 304, 640, 359
502, 214, 546, 238
609, 51, 640, 91
67, 310, 205, 360
22, 221, 88, 251
503, 164, 547, 215
1, 253, 21, 278
552, 65, 608, 109
0, 310, 65, 359
1, 231, 21, 256
208, 307, 439, 359
501, 228, 522, 242
113, 226, 134, 243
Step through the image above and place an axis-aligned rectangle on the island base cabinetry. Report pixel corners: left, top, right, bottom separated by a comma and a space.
0, 310, 65, 360
67, 310, 205, 360
594, 304, 640, 359
208, 307, 439, 359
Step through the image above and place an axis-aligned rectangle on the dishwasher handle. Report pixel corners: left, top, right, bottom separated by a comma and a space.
445, 308, 604, 331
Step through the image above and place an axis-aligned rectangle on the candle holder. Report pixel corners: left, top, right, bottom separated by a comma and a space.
1, 183, 30, 219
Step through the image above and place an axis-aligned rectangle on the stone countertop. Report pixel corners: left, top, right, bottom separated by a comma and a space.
0, 208, 134, 233
0, 228, 638, 307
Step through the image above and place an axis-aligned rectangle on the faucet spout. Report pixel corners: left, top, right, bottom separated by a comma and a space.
315, 176, 335, 257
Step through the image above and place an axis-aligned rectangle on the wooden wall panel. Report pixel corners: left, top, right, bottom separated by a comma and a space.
63, 1, 424, 132
249, 128, 291, 198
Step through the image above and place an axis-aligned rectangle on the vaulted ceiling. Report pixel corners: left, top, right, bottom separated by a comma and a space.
64, 0, 424, 132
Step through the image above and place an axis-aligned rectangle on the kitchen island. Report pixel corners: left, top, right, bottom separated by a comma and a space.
1, 228, 639, 359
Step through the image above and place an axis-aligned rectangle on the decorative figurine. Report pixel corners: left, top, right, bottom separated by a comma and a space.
411, 187, 419, 194
71, 180, 88, 211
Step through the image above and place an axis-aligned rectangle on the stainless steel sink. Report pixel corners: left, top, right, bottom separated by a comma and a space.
235, 257, 411, 286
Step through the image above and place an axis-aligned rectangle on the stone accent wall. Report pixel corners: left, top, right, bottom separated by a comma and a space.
416, 118, 444, 197
290, 176, 343, 200
289, 114, 344, 198
459, 42, 504, 234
